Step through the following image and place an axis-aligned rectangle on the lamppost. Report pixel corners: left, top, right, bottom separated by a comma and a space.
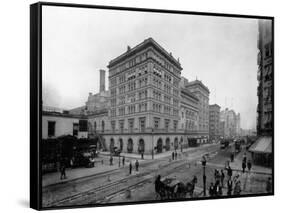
201, 155, 207, 196
152, 128, 154, 160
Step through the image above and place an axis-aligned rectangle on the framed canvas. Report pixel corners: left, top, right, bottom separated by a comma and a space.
30, 2, 274, 210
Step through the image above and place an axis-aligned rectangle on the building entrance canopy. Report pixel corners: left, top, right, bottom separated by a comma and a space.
249, 136, 272, 154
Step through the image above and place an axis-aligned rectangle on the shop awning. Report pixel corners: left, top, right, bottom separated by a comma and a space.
249, 136, 272, 154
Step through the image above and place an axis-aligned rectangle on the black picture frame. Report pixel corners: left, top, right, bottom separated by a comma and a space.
30, 2, 274, 210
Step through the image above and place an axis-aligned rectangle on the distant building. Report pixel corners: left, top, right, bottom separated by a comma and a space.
220, 108, 240, 138
219, 121, 225, 138
69, 69, 110, 115
185, 80, 210, 143
209, 104, 221, 142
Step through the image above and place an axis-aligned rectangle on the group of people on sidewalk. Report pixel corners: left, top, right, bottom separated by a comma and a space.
208, 166, 242, 197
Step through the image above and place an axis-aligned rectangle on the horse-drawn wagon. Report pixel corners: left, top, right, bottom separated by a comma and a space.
155, 175, 197, 200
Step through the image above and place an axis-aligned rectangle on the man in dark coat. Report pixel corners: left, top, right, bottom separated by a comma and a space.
242, 161, 246, 173
220, 169, 225, 187
247, 160, 252, 172
227, 179, 233, 195
60, 160, 67, 180
129, 162, 132, 175
110, 155, 113, 166
227, 166, 233, 179
135, 160, 139, 172
172, 152, 175, 160
122, 156, 125, 166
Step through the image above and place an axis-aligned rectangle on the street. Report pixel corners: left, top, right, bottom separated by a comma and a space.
42, 143, 271, 207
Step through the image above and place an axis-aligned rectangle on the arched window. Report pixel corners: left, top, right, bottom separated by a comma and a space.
138, 139, 145, 153
127, 138, 133, 153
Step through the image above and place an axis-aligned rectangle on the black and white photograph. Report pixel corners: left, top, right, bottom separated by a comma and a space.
30, 2, 273, 210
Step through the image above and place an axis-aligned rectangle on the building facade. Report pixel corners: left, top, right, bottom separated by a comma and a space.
220, 108, 241, 138
180, 88, 200, 147
257, 20, 273, 136
42, 111, 88, 139
104, 38, 183, 154
209, 104, 221, 142
184, 80, 210, 143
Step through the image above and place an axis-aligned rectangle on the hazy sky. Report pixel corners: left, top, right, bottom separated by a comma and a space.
42, 6, 259, 129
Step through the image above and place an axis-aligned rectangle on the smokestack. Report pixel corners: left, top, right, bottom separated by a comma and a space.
100, 69, 105, 93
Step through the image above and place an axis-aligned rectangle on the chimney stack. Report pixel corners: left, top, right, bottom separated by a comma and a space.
100, 69, 105, 93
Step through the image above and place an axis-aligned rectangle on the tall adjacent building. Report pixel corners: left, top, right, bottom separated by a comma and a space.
180, 88, 199, 147
248, 20, 273, 166
185, 80, 210, 143
209, 104, 221, 142
257, 20, 273, 136
105, 38, 183, 154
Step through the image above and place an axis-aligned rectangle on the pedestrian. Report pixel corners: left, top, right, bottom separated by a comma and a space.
227, 179, 233, 196
141, 152, 144, 159
172, 152, 174, 160
230, 153, 234, 162
129, 162, 132, 175
60, 160, 67, 180
220, 169, 225, 187
243, 152, 247, 164
70, 157, 74, 169
247, 160, 252, 172
110, 155, 113, 166
135, 160, 139, 172
175, 151, 178, 160
242, 161, 246, 173
233, 180, 241, 195
209, 182, 215, 197
266, 177, 272, 193
122, 156, 125, 166
227, 166, 233, 180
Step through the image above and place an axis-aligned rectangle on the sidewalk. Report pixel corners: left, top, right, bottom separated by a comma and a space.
100, 143, 216, 160
42, 163, 121, 187
43, 143, 217, 188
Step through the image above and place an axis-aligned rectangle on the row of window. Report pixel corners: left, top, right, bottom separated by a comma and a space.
111, 102, 179, 117
110, 117, 178, 132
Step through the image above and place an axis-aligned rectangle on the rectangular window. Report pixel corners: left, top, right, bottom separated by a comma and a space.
48, 121, 56, 137
139, 117, 146, 132
128, 118, 134, 132
111, 121, 116, 132
119, 120, 124, 133
173, 120, 178, 131
165, 119, 170, 131
154, 117, 160, 129
73, 123, 78, 136
79, 120, 88, 132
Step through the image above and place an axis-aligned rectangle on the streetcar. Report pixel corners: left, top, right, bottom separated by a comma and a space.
220, 139, 230, 149
234, 140, 242, 153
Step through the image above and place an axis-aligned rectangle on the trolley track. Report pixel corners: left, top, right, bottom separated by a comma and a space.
47, 145, 219, 207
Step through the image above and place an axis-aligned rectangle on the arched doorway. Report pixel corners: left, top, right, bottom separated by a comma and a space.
119, 138, 123, 151
110, 138, 115, 153
127, 138, 133, 153
101, 120, 105, 132
174, 137, 178, 150
165, 138, 170, 151
138, 139, 145, 153
157, 138, 163, 153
